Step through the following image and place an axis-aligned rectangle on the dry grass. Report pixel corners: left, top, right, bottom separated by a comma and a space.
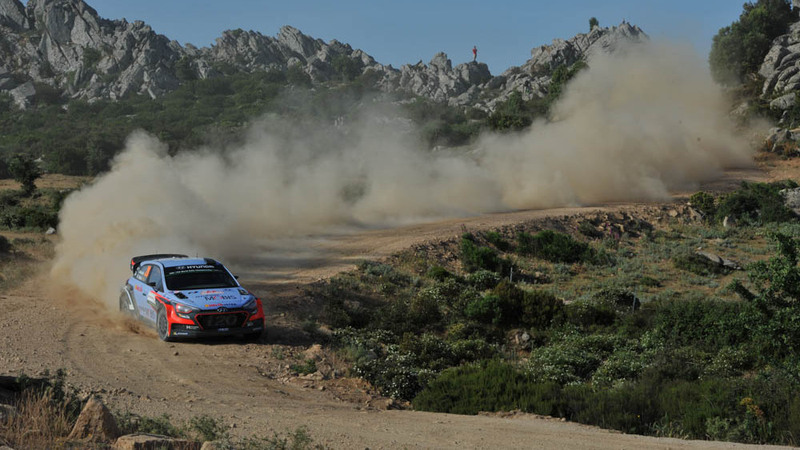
0, 236, 54, 291
0, 389, 74, 450
0, 174, 90, 191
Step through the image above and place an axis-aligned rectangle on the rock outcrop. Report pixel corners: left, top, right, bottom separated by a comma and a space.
0, 0, 182, 106
760, 21, 800, 110
485, 22, 647, 108
67, 396, 121, 443
0, 0, 648, 110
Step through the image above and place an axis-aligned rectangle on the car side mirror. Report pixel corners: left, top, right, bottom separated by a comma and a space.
148, 282, 157, 289
234, 275, 239, 280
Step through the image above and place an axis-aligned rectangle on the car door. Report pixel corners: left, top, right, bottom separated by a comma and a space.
143, 265, 164, 324
130, 264, 159, 324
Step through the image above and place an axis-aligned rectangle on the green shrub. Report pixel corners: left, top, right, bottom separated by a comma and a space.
690, 191, 717, 220
527, 333, 621, 385
466, 281, 564, 328
651, 299, 753, 352
188, 415, 228, 442
426, 265, 453, 281
414, 360, 564, 416
578, 220, 604, 239
517, 230, 595, 264
290, 359, 318, 375
466, 269, 501, 290
460, 237, 505, 273
116, 412, 185, 437
0, 235, 11, 253
465, 294, 501, 324
591, 348, 652, 387
592, 288, 641, 313
713, 181, 797, 225
485, 231, 510, 251
672, 251, 732, 276
565, 298, 617, 329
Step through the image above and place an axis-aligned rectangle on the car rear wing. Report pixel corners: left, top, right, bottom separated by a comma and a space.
130, 254, 188, 273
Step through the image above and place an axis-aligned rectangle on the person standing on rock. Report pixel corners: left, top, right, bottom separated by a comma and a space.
472, 45, 477, 62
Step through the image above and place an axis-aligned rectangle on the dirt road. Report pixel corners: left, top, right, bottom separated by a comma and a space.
0, 167, 788, 448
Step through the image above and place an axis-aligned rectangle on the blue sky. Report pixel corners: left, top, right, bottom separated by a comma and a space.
85, 0, 745, 75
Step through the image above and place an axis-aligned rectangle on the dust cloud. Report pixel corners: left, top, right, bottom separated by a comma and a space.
50, 41, 755, 308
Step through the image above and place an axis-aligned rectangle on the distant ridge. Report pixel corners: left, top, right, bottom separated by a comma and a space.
0, 0, 647, 109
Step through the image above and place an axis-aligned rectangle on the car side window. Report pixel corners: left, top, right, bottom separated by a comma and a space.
147, 266, 164, 291
134, 265, 150, 282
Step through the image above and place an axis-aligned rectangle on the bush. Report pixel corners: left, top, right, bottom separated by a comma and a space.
466, 269, 501, 290
466, 281, 564, 329
517, 230, 595, 264
0, 235, 11, 253
651, 298, 753, 352
672, 251, 733, 276
713, 181, 797, 225
528, 333, 622, 384
565, 298, 617, 329
460, 236, 505, 273
689, 191, 717, 220
414, 360, 564, 416
427, 265, 454, 281
485, 231, 510, 251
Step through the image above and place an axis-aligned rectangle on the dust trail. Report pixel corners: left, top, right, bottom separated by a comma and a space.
50, 41, 755, 308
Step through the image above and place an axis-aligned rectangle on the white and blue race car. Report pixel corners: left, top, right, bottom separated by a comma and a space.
119, 254, 265, 341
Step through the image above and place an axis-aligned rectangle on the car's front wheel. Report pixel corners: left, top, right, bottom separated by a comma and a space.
156, 308, 174, 342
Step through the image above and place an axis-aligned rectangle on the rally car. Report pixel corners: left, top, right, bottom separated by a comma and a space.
119, 254, 265, 342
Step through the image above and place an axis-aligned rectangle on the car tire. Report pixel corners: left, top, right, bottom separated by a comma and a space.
156, 308, 174, 342
119, 290, 135, 317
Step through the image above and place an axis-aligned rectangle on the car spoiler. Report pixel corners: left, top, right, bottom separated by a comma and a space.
130, 254, 188, 273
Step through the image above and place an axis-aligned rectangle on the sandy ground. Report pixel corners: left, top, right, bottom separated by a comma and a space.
0, 165, 794, 448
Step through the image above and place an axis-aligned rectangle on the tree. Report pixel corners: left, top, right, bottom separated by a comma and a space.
709, 0, 796, 85
175, 56, 197, 81
589, 17, 599, 30
487, 91, 532, 131
286, 63, 312, 87
332, 55, 362, 82
8, 153, 41, 196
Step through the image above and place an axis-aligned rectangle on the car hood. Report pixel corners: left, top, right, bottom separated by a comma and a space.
169, 288, 254, 310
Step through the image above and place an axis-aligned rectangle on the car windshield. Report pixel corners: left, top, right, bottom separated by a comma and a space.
164, 265, 238, 290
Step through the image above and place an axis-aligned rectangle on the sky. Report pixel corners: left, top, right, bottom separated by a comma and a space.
80, 0, 745, 75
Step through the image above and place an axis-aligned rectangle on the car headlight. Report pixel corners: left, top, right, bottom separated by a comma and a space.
243, 298, 258, 312
175, 303, 196, 314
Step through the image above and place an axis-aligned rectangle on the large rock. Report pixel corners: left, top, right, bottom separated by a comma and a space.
0, 0, 27, 29
782, 187, 800, 215
67, 396, 121, 443
760, 21, 800, 108
113, 433, 201, 450
9, 81, 35, 109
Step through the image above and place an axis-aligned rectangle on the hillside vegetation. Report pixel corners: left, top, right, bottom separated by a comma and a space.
0, 61, 583, 178
307, 181, 800, 445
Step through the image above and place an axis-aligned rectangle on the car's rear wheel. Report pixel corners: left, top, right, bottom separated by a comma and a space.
156, 308, 174, 342
119, 291, 134, 317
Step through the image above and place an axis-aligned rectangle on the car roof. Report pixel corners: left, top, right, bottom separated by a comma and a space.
154, 257, 221, 268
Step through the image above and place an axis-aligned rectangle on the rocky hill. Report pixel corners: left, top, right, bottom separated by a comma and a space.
0, 0, 647, 110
